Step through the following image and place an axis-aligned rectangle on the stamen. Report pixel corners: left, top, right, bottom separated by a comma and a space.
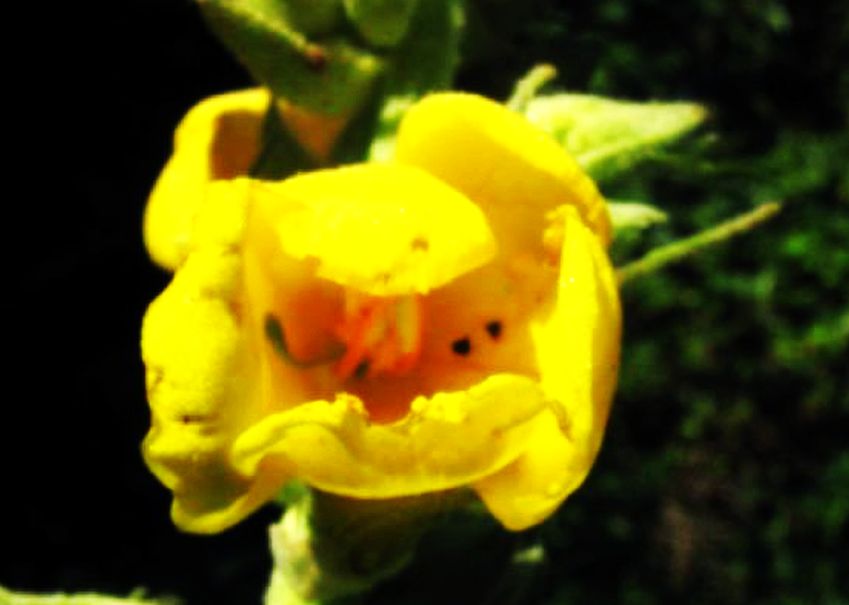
333, 294, 423, 380
542, 207, 568, 264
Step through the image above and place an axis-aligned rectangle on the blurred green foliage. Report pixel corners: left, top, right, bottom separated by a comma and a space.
446, 0, 848, 603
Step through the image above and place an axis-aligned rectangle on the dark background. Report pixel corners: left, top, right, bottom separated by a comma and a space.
4, 0, 847, 603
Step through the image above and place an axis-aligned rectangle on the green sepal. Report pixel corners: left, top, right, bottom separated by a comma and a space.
209, 0, 464, 168
249, 101, 318, 179
277, 0, 342, 36
274, 479, 311, 507
329, 86, 385, 164
343, 0, 420, 48
608, 199, 668, 234
365, 0, 465, 160
524, 93, 708, 182
321, 0, 464, 163
197, 0, 383, 116
385, 0, 463, 97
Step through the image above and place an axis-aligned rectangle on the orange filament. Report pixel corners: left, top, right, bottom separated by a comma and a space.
542, 208, 567, 265
334, 294, 423, 380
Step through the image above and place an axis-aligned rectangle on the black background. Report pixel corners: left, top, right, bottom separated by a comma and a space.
5, 2, 274, 603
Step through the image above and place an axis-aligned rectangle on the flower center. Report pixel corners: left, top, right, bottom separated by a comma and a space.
333, 292, 423, 381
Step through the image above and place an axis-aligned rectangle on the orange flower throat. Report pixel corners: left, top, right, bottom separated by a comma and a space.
334, 294, 423, 380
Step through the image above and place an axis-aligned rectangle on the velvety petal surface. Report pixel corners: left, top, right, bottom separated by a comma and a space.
142, 179, 281, 532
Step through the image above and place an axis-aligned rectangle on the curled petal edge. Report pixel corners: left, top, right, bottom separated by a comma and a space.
475, 207, 621, 530
144, 89, 269, 271
152, 373, 559, 534
144, 90, 348, 272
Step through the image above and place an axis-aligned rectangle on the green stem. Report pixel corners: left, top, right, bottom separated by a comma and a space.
265, 489, 474, 604
616, 202, 782, 285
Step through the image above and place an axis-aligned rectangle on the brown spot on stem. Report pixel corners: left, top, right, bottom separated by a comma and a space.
304, 45, 328, 71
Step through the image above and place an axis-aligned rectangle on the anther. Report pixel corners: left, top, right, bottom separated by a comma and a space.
451, 337, 471, 356
485, 320, 503, 340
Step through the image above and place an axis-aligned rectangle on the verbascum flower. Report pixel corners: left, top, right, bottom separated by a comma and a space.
141, 91, 621, 534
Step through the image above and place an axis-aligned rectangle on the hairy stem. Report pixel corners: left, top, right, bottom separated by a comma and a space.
617, 202, 782, 285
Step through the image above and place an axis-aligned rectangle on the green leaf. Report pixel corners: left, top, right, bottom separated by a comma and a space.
0, 587, 177, 605
343, 0, 420, 48
197, 0, 383, 116
524, 93, 708, 181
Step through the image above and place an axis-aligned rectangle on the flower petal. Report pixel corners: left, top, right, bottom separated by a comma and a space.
142, 179, 273, 532
394, 92, 612, 254
248, 164, 497, 296
144, 90, 348, 272
141, 174, 524, 534
144, 89, 270, 270
230, 374, 552, 504
474, 206, 621, 530
142, 92, 622, 535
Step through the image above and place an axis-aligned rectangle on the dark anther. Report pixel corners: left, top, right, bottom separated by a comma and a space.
485, 320, 503, 340
451, 337, 472, 356
354, 360, 370, 379
265, 314, 287, 355
411, 237, 429, 251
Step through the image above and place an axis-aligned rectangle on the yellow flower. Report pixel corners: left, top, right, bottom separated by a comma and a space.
141, 91, 621, 534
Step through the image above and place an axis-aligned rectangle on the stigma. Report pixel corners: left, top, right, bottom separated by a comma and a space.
333, 292, 424, 380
